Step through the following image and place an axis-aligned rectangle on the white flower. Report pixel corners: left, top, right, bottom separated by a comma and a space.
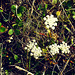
31, 46, 42, 59
32, 39, 36, 42
34, 42, 37, 45
30, 53, 34, 56
25, 47, 27, 49
49, 43, 59, 55
59, 41, 70, 53
47, 41, 70, 55
25, 39, 42, 59
43, 14, 58, 30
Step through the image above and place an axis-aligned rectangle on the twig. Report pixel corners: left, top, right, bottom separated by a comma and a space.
31, 0, 35, 15
59, 0, 66, 6
60, 55, 72, 75
16, 5, 21, 21
9, 65, 34, 75
63, 68, 74, 75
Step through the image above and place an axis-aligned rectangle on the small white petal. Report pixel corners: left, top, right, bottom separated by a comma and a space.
30, 53, 34, 56
25, 47, 27, 49
35, 42, 37, 45
33, 39, 36, 42
46, 25, 50, 29
46, 15, 49, 18
43, 17, 46, 20
52, 26, 55, 30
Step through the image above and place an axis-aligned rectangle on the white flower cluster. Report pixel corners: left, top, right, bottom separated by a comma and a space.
59, 41, 70, 53
49, 43, 59, 55
48, 41, 70, 55
25, 39, 42, 59
43, 14, 58, 30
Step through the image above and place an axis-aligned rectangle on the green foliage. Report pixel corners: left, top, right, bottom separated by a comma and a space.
17, 13, 22, 17
0, 9, 3, 12
8, 29, 14, 35
38, 4, 48, 17
0, 22, 6, 33
16, 19, 23, 27
38, 5, 42, 10
14, 29, 20, 35
52, 0, 57, 5
14, 54, 18, 60
45, 4, 48, 9
5, 70, 9, 75
11, 5, 16, 13
17, 6, 26, 18
17, 6, 25, 13
12, 24, 17, 27
18, 60, 21, 63
63, 0, 72, 9
3, 19, 8, 22
72, 11, 75, 19
0, 27, 6, 32
0, 22, 2, 27
18, 21, 23, 27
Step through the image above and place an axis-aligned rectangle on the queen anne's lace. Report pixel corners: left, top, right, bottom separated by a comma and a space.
43, 14, 58, 30
47, 41, 70, 55
59, 41, 70, 53
24, 39, 42, 59
49, 43, 59, 55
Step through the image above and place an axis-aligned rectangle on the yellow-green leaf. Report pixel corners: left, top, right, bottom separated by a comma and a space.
8, 29, 14, 35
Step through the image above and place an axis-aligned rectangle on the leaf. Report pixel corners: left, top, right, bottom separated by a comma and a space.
3, 19, 8, 22
0, 27, 6, 32
18, 21, 23, 27
17, 6, 25, 13
18, 60, 21, 63
64, 26, 71, 32
52, 0, 57, 5
45, 4, 48, 9
73, 15, 75, 19
11, 5, 16, 13
72, 11, 75, 15
56, 11, 61, 17
14, 29, 20, 35
38, 5, 42, 10
0, 22, 2, 27
43, 12, 45, 16
0, 9, 3, 12
12, 24, 17, 27
42, 49, 47, 53
17, 13, 22, 17
14, 54, 18, 60
8, 29, 14, 35
5, 70, 9, 75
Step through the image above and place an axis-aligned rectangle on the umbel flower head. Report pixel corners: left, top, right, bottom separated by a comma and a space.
47, 41, 70, 55
49, 43, 59, 55
59, 41, 70, 53
25, 39, 42, 59
43, 14, 58, 30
